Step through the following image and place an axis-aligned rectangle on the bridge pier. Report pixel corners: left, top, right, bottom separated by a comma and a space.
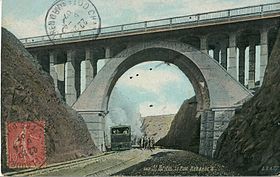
65, 50, 77, 106
104, 47, 112, 63
81, 48, 95, 94
199, 108, 235, 157
213, 47, 220, 62
228, 33, 237, 79
238, 45, 246, 85
79, 111, 106, 151
200, 36, 208, 54
49, 51, 59, 92
199, 110, 214, 157
260, 28, 268, 85
220, 45, 227, 69
75, 55, 82, 98
248, 39, 256, 89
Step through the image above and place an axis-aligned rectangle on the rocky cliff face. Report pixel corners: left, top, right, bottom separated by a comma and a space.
214, 28, 280, 175
1, 28, 99, 172
157, 97, 200, 153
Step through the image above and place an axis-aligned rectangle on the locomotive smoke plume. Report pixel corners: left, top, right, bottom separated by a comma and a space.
106, 87, 143, 142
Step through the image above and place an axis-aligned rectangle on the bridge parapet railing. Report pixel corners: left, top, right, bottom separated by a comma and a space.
171, 15, 198, 24
199, 10, 229, 21
146, 18, 171, 28
123, 22, 146, 31
263, 3, 280, 12
19, 2, 280, 45
101, 25, 123, 34
230, 6, 262, 16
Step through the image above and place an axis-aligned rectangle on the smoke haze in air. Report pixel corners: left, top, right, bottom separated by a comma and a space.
106, 87, 143, 143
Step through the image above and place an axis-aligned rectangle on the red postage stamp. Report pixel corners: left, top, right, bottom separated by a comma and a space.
6, 121, 46, 168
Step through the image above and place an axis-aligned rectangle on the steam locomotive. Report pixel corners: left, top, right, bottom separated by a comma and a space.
110, 125, 132, 151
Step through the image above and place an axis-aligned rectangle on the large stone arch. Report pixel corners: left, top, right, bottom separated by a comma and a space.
74, 40, 251, 112
107, 48, 210, 113
72, 40, 252, 154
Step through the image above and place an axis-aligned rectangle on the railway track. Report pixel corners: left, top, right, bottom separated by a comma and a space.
4, 152, 115, 176
4, 149, 160, 176
85, 155, 139, 176
84, 149, 158, 176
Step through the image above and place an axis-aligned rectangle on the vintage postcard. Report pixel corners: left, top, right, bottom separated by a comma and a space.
1, 0, 280, 176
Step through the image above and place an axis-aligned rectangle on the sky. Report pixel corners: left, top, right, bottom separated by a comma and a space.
109, 61, 195, 117
2, 0, 278, 120
2, 0, 279, 38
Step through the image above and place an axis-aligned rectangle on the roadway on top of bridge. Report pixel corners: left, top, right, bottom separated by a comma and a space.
20, 2, 280, 48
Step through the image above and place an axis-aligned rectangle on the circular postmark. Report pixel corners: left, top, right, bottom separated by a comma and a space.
45, 0, 101, 43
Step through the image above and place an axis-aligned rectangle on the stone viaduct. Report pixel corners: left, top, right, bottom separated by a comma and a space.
20, 3, 280, 157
